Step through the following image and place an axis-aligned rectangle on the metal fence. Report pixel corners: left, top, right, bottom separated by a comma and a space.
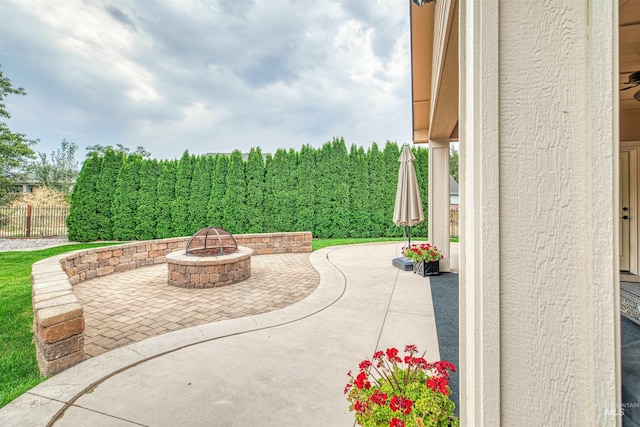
450, 205, 459, 239
0, 205, 70, 238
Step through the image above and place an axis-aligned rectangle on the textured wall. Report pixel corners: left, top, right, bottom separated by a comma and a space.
460, 0, 618, 425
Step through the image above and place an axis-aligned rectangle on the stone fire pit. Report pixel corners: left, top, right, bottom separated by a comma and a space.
166, 246, 254, 288
166, 227, 254, 289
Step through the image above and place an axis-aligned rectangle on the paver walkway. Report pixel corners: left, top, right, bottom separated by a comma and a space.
74, 253, 319, 357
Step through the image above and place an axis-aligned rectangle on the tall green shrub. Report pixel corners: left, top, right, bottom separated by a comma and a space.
383, 142, 402, 237
187, 155, 212, 233
265, 148, 297, 232
66, 155, 102, 242
135, 159, 159, 240
172, 151, 194, 237
367, 143, 387, 237
155, 161, 177, 238
95, 149, 124, 240
221, 150, 247, 233
315, 138, 350, 238
245, 147, 265, 233
207, 154, 228, 227
111, 155, 143, 241
349, 146, 371, 237
295, 144, 317, 233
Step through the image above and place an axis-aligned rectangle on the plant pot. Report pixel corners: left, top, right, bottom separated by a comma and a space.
413, 260, 440, 277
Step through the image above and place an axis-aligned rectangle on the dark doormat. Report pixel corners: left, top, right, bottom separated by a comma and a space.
428, 272, 459, 416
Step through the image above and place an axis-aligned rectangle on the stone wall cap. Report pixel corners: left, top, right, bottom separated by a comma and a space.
36, 303, 83, 328
167, 246, 253, 265
34, 294, 78, 311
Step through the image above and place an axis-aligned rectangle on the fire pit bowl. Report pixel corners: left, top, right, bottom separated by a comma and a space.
167, 227, 253, 289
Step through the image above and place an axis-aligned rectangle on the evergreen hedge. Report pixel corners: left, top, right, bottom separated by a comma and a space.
67, 140, 432, 241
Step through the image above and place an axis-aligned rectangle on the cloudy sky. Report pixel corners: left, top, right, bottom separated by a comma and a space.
0, 0, 412, 161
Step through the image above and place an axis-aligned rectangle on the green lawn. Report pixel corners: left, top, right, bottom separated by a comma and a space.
311, 237, 458, 251
0, 243, 117, 408
312, 237, 407, 251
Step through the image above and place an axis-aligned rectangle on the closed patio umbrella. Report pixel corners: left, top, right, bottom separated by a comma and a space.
393, 145, 424, 248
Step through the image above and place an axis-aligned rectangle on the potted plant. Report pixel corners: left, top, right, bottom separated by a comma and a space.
345, 345, 459, 427
402, 243, 443, 277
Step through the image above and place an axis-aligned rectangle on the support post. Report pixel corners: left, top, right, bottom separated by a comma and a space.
428, 139, 450, 272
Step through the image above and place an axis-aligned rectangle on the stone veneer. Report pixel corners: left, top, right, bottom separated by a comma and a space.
31, 232, 311, 375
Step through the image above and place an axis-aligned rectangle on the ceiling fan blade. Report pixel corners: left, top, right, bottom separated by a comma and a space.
621, 84, 640, 91
635, 90, 640, 102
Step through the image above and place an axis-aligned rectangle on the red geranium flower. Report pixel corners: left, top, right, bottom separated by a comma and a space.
355, 371, 371, 390
369, 389, 388, 406
359, 359, 372, 370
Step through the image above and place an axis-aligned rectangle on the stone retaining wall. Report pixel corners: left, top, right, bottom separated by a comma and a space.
31, 232, 312, 375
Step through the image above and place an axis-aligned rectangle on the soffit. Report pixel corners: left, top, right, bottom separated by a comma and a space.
411, 2, 434, 143
429, 0, 459, 140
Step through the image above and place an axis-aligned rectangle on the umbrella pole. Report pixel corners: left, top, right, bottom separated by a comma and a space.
408, 226, 411, 248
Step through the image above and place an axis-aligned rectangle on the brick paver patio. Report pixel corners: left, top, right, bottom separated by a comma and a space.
73, 253, 319, 357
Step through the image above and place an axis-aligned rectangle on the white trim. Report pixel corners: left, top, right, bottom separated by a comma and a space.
459, 0, 500, 424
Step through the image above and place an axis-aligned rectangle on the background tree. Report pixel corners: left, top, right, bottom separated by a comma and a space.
207, 154, 228, 227
111, 155, 142, 240
135, 159, 159, 240
244, 147, 265, 233
221, 150, 247, 233
95, 149, 124, 240
155, 161, 177, 238
66, 155, 102, 241
172, 151, 194, 236
85, 144, 151, 158
0, 66, 36, 204
30, 139, 79, 193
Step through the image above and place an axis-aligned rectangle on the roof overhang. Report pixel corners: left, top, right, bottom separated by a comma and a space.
410, 0, 460, 144
412, 0, 640, 144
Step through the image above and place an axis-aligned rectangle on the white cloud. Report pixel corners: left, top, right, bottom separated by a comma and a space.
0, 0, 412, 160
